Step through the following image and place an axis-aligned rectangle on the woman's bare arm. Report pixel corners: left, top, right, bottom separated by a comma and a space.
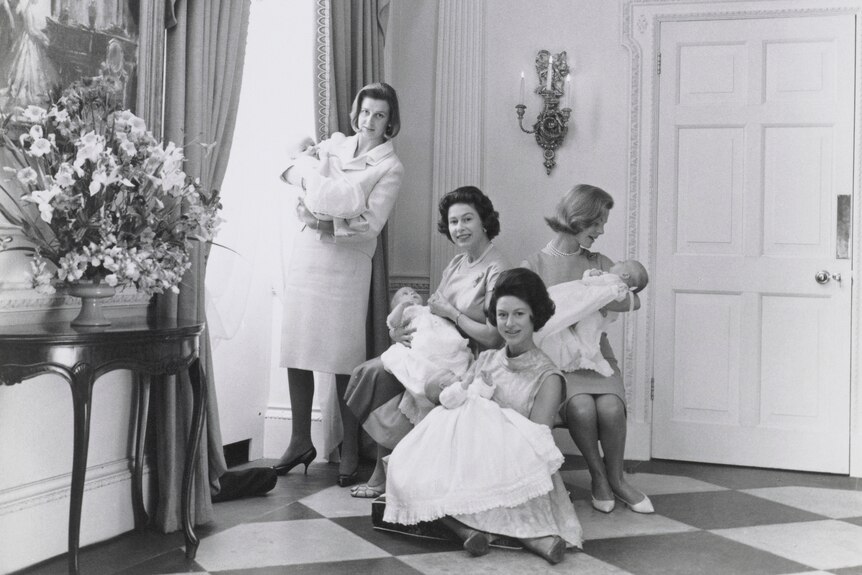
528, 373, 564, 428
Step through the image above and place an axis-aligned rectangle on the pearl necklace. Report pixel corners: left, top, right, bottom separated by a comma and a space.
545, 240, 580, 257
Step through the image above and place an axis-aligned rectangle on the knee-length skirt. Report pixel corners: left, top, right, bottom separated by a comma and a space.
281, 228, 371, 374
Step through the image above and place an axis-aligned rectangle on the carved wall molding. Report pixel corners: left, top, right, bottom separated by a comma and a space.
389, 275, 432, 300
429, 0, 486, 291
0, 289, 147, 307
620, 0, 862, 471
0, 457, 151, 516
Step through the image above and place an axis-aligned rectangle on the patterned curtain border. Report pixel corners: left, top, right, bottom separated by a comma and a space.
314, 0, 331, 141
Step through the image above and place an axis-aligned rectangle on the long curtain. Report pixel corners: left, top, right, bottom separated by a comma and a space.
314, 0, 392, 459
152, 0, 251, 531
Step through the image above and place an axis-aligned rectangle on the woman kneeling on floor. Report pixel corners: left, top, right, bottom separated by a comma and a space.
383, 268, 583, 564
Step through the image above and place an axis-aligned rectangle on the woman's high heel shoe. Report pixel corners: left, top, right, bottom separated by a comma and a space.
462, 530, 490, 557
337, 470, 359, 487
615, 492, 654, 514
521, 535, 565, 564
275, 446, 317, 476
591, 497, 615, 513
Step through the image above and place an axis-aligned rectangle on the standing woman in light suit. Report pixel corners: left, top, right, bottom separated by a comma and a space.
277, 83, 403, 485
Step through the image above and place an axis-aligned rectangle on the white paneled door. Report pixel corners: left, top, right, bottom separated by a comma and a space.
652, 16, 854, 473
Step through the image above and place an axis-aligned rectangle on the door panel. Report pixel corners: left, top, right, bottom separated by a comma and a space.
653, 16, 853, 473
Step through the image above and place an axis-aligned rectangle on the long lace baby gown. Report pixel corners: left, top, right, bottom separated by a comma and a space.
380, 305, 472, 423
383, 346, 583, 549
534, 270, 629, 375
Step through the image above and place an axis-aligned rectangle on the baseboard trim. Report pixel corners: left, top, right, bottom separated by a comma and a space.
265, 405, 323, 422
0, 457, 151, 516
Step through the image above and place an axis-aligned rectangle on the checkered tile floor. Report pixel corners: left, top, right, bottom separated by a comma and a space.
17, 458, 862, 575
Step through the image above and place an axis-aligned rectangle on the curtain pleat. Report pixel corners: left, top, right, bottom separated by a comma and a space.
152, 0, 251, 531
326, 0, 391, 360
315, 0, 392, 458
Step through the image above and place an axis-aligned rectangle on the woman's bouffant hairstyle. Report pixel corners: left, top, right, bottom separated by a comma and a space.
545, 184, 614, 236
349, 82, 401, 139
436, 186, 501, 242
487, 268, 556, 332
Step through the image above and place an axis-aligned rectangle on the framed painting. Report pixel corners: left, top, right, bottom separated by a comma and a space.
0, 0, 163, 303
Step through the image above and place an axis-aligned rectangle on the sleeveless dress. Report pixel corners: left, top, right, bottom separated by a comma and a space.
523, 246, 626, 407
384, 347, 583, 549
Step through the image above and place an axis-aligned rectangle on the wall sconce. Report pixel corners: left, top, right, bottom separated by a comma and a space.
516, 50, 571, 175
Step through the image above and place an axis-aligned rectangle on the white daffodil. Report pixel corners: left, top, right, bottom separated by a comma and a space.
22, 188, 61, 223
48, 107, 70, 123
21, 105, 47, 123
89, 169, 108, 195
54, 163, 76, 188
16, 167, 38, 186
29, 138, 51, 157
74, 132, 105, 168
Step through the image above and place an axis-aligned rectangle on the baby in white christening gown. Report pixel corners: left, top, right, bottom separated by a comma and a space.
536, 259, 648, 375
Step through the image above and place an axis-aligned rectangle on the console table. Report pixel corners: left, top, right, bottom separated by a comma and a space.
0, 317, 207, 575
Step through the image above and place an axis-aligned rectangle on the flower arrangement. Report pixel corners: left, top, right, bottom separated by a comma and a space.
0, 76, 222, 295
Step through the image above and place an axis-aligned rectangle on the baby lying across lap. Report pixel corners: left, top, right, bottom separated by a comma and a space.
380, 286, 473, 423
536, 259, 648, 376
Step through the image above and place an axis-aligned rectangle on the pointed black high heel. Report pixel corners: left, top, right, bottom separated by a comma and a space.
275, 446, 316, 476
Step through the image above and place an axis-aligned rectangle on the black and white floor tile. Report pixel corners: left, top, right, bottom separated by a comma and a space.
17, 458, 862, 575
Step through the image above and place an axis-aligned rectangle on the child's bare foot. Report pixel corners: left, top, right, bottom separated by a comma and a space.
520, 535, 565, 564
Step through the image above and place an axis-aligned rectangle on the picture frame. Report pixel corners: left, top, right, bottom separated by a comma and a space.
0, 0, 164, 312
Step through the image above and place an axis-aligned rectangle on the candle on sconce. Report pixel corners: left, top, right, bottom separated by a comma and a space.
519, 71, 525, 105
564, 74, 572, 109
546, 55, 554, 91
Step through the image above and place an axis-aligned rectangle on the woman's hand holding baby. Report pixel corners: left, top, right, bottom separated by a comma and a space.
389, 323, 417, 348
295, 197, 318, 227
428, 292, 458, 322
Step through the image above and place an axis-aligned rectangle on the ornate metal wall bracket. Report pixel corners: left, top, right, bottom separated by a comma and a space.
516, 50, 571, 175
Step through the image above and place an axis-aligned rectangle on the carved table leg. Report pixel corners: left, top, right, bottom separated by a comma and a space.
182, 358, 207, 559
132, 373, 151, 530
67, 362, 95, 575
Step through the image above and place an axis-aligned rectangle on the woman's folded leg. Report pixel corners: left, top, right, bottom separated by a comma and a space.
344, 357, 405, 421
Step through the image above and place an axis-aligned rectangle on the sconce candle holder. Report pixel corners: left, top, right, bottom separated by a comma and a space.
516, 50, 571, 175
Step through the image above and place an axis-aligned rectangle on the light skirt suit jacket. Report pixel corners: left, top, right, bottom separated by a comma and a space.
280, 134, 403, 375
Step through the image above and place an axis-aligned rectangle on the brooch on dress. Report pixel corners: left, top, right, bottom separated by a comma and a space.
473, 270, 486, 287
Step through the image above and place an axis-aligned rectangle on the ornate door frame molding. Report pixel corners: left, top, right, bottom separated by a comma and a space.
621, 0, 862, 473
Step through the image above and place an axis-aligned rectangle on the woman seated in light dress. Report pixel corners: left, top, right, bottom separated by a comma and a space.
384, 268, 582, 565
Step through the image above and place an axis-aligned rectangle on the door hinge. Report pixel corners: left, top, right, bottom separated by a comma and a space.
650, 377, 655, 401
656, 52, 662, 75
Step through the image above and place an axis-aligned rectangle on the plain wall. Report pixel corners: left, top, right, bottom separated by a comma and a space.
387, 0, 631, 354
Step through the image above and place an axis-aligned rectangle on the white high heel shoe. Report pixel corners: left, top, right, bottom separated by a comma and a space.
616, 493, 654, 514
591, 497, 615, 513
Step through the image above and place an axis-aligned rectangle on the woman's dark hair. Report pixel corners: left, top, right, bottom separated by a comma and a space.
349, 82, 401, 139
545, 183, 614, 235
488, 268, 555, 331
436, 186, 501, 242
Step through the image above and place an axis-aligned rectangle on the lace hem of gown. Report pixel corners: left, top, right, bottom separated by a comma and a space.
383, 464, 560, 526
